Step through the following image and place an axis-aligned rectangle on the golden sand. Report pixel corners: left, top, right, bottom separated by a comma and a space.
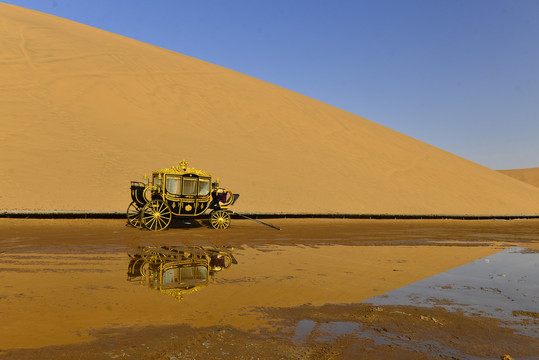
1, 3, 539, 215
499, 167, 539, 188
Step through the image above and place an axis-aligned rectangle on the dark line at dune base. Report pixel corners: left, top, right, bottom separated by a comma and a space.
1, 211, 538, 220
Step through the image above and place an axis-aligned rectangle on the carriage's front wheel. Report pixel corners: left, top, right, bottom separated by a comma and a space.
126, 201, 143, 228
141, 199, 172, 231
210, 210, 231, 229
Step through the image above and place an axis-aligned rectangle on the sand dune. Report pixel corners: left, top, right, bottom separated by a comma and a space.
1, 3, 539, 215
498, 167, 539, 189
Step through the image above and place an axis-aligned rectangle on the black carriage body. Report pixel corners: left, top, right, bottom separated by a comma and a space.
130, 181, 149, 206
157, 172, 212, 217
131, 174, 212, 217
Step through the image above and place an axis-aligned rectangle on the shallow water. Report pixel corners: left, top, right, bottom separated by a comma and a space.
292, 319, 317, 342
367, 247, 539, 337
0, 242, 527, 351
291, 318, 487, 360
284, 246, 539, 359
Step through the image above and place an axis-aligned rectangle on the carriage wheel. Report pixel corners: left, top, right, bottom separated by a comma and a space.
126, 201, 143, 228
141, 200, 172, 231
210, 210, 231, 229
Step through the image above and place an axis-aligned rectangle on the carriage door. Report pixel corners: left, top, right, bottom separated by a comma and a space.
165, 175, 181, 214
181, 175, 198, 214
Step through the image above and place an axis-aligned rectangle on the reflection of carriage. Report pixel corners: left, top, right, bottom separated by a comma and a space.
127, 245, 237, 301
127, 160, 239, 231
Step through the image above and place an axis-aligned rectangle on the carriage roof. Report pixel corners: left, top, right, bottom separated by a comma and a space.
151, 160, 211, 178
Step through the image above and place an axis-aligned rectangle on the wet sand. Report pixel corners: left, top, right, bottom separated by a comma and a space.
0, 218, 538, 359
2, 218, 539, 251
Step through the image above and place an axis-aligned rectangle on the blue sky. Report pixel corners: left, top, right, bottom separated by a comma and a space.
5, 0, 539, 169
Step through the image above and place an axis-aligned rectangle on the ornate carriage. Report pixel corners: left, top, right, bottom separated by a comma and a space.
127, 245, 236, 301
127, 160, 238, 231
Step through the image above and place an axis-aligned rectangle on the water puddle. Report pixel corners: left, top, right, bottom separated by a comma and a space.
292, 319, 317, 342
367, 247, 539, 337
291, 318, 477, 359
0, 243, 517, 349
314, 321, 361, 341
285, 247, 538, 359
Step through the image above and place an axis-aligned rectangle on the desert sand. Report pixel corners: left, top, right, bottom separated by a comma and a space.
499, 167, 539, 188
1, 3, 539, 215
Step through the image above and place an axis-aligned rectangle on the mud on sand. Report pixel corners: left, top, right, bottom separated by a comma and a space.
4, 303, 538, 360
0, 218, 538, 359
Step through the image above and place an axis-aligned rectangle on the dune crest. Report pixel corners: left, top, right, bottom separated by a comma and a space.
1, 3, 539, 215
498, 168, 539, 189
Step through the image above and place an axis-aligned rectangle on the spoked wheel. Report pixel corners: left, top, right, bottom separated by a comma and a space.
210, 210, 231, 229
126, 201, 143, 228
141, 199, 172, 231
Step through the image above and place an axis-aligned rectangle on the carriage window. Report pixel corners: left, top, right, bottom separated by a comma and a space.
198, 179, 210, 196
196, 266, 208, 279
182, 178, 197, 196
163, 268, 179, 284
180, 266, 207, 280
166, 175, 181, 195
153, 175, 163, 187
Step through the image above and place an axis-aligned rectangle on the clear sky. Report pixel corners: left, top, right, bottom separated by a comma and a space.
4, 0, 538, 169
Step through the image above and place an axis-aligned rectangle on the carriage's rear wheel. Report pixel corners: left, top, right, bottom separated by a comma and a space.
141, 199, 172, 231
210, 210, 231, 229
126, 201, 143, 228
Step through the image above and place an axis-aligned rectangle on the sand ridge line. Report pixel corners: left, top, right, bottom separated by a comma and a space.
499, 167, 539, 188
